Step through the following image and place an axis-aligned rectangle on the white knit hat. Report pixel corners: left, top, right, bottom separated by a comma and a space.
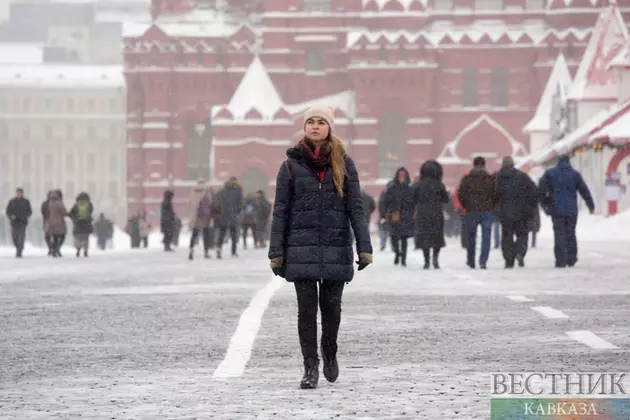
303, 104, 335, 133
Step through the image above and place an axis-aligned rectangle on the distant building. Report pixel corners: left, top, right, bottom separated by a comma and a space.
0, 64, 128, 225
123, 0, 612, 218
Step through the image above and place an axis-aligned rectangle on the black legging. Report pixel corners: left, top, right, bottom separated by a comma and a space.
422, 247, 441, 264
295, 280, 345, 361
391, 236, 408, 260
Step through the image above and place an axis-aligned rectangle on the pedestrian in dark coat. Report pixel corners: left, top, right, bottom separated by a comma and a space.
161, 190, 176, 252
68, 192, 94, 257
94, 213, 113, 250
41, 191, 54, 255
495, 157, 538, 268
457, 157, 498, 269
361, 189, 376, 229
5, 187, 32, 258
268, 104, 373, 390
538, 154, 594, 268
377, 182, 393, 251
383, 167, 414, 266
412, 160, 449, 269
216, 177, 243, 258
254, 190, 271, 248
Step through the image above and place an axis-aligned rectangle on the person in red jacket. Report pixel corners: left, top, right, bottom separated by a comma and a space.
452, 171, 468, 249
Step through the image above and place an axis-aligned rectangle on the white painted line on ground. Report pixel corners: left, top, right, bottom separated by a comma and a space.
531, 306, 569, 319
566, 331, 619, 350
506, 295, 534, 302
213, 276, 284, 378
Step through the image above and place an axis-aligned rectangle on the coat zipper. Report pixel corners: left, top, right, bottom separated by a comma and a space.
297, 161, 325, 281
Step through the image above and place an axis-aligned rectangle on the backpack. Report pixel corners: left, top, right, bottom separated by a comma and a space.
244, 200, 255, 215
76, 200, 90, 221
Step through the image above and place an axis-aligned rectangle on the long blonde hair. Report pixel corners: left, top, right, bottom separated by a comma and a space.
302, 134, 347, 196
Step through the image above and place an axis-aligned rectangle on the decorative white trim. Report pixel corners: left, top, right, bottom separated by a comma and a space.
127, 142, 183, 149
213, 138, 291, 146
350, 139, 377, 145
407, 138, 432, 145
407, 118, 432, 124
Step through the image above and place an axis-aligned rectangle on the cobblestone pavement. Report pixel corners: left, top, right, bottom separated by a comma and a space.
0, 239, 628, 419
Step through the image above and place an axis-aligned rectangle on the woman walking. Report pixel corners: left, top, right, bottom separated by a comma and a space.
383, 167, 414, 266
188, 179, 214, 260
269, 104, 373, 389
45, 190, 67, 258
412, 160, 449, 269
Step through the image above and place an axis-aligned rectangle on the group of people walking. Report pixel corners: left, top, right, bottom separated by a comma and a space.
5, 188, 115, 258
186, 178, 271, 260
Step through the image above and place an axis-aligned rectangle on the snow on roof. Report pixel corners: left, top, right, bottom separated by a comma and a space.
122, 9, 251, 38
0, 44, 44, 64
519, 100, 630, 167
211, 58, 356, 123
524, 54, 572, 133
546, 0, 603, 7
608, 40, 630, 68
568, 2, 629, 101
219, 56, 284, 119
589, 108, 630, 140
346, 26, 591, 48
361, 0, 428, 10
0, 65, 124, 87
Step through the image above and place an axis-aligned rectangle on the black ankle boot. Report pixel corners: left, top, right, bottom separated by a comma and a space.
321, 344, 338, 383
394, 253, 400, 265
300, 358, 319, 389
432, 255, 440, 269
423, 261, 430, 269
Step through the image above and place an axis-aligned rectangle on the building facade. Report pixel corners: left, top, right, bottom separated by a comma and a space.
123, 0, 629, 218
521, 1, 630, 216
0, 65, 128, 225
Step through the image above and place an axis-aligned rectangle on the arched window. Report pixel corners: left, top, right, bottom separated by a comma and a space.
377, 112, 407, 178
491, 68, 508, 107
186, 121, 212, 180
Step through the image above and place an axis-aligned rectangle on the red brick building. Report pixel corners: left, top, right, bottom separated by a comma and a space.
123, 0, 624, 218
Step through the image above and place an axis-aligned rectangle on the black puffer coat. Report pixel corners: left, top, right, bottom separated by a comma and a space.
268, 146, 372, 283
413, 161, 449, 249
383, 167, 414, 238
495, 166, 538, 223
160, 190, 175, 234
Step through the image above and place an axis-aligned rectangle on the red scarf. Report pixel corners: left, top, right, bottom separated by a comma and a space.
301, 141, 331, 181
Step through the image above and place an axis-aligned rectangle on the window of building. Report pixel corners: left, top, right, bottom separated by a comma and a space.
87, 154, 96, 172
475, 0, 503, 9
491, 68, 508, 107
67, 99, 74, 111
22, 98, 30, 111
45, 125, 53, 139
305, 50, 325, 72
65, 182, 74, 199
1, 182, 10, 201
0, 154, 8, 171
196, 49, 204, 66
378, 113, 407, 178
22, 154, 31, 172
87, 181, 96, 195
23, 126, 30, 139
66, 154, 74, 172
109, 154, 118, 172
433, 0, 453, 9
67, 126, 74, 139
87, 126, 95, 138
109, 98, 117, 112
44, 154, 53, 172
22, 182, 32, 197
524, 0, 543, 9
379, 46, 386, 62
462, 68, 478, 107
87, 98, 95, 111
109, 125, 118, 138
108, 181, 117, 201
45, 98, 53, 111
303, 0, 330, 12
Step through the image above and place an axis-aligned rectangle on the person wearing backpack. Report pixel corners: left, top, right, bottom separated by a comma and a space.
69, 192, 94, 257
188, 179, 213, 260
